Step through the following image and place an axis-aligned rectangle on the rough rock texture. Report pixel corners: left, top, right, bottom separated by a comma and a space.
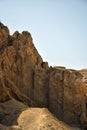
0, 99, 27, 130
0, 71, 36, 106
17, 108, 73, 130
0, 22, 9, 47
0, 99, 28, 126
34, 68, 49, 107
0, 23, 43, 100
79, 69, 87, 86
0, 104, 80, 130
79, 69, 87, 129
0, 22, 87, 130
34, 67, 87, 129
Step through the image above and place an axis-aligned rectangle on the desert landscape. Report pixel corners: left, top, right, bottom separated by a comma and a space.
0, 22, 87, 130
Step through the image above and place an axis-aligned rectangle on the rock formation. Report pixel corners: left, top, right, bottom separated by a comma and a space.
34, 67, 87, 129
79, 69, 87, 86
0, 22, 87, 130
0, 101, 78, 130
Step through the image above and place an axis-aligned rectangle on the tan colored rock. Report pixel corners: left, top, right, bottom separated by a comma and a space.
5, 77, 36, 107
41, 61, 49, 69
34, 68, 49, 107
0, 24, 43, 99
79, 69, 87, 86
0, 71, 10, 102
0, 70, 36, 106
34, 67, 87, 129
18, 108, 72, 130
0, 106, 81, 130
0, 22, 9, 47
0, 22, 86, 130
7, 125, 22, 130
0, 94, 80, 130
0, 124, 22, 130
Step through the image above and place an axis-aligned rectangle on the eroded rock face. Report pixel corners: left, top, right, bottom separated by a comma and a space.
34, 67, 87, 129
0, 71, 10, 102
34, 68, 49, 107
0, 70, 36, 107
79, 69, 87, 86
0, 22, 9, 47
79, 69, 87, 129
0, 23, 43, 100
0, 22, 87, 130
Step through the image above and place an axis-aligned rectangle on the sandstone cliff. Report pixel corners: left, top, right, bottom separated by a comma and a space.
0, 22, 87, 130
34, 67, 87, 129
0, 22, 43, 99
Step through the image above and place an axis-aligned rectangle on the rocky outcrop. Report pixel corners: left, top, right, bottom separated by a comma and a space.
34, 68, 49, 107
0, 99, 28, 126
0, 98, 79, 130
0, 71, 10, 102
0, 22, 87, 130
34, 67, 87, 129
0, 22, 9, 47
0, 23, 43, 100
79, 69, 87, 86
0, 70, 36, 106
17, 108, 73, 130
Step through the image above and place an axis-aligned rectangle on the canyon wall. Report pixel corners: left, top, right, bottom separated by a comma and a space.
0, 22, 87, 129
34, 67, 87, 128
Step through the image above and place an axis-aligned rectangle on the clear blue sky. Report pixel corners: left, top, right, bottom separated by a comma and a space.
0, 0, 87, 70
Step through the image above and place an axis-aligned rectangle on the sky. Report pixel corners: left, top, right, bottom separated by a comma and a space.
0, 0, 87, 70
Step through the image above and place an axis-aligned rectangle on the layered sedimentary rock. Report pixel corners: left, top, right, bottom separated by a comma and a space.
0, 22, 87, 130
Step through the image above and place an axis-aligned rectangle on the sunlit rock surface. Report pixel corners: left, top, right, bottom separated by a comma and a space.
0, 22, 87, 130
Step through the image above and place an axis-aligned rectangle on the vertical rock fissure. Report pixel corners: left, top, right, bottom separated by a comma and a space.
31, 69, 35, 100
0, 22, 87, 129
47, 70, 50, 108
62, 70, 65, 120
